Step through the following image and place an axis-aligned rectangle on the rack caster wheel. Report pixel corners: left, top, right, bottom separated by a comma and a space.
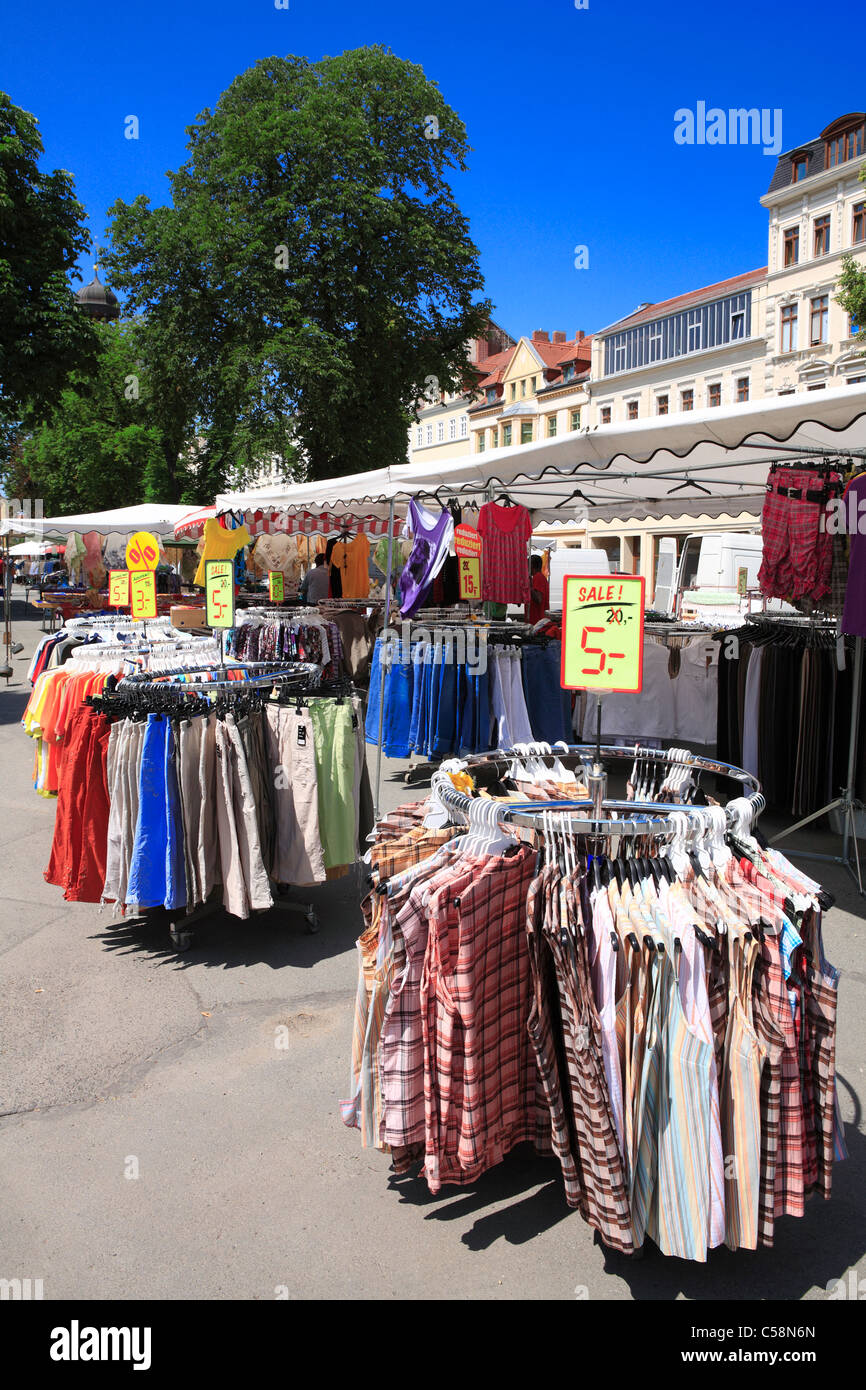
305, 913, 319, 934
170, 928, 193, 953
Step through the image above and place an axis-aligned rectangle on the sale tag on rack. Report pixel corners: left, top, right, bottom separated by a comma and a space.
206, 560, 235, 628
458, 556, 481, 601
129, 570, 157, 620
561, 575, 646, 692
108, 570, 130, 608
454, 524, 482, 559
268, 570, 285, 603
125, 531, 160, 571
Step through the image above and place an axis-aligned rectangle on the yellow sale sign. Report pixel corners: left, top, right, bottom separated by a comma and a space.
458, 556, 481, 601
108, 570, 130, 607
561, 575, 646, 692
206, 560, 235, 628
268, 570, 285, 602
130, 570, 157, 620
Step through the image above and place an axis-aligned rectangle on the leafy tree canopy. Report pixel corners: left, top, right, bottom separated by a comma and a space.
105, 47, 489, 482
0, 92, 97, 457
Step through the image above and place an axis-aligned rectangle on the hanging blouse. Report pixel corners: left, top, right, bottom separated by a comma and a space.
477, 502, 532, 605
398, 500, 454, 617
330, 533, 371, 600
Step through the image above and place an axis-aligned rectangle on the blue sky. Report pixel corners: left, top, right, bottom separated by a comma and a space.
4, 0, 862, 339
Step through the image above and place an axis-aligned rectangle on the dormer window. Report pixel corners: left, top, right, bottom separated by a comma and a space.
562, 363, 575, 382
486, 386, 497, 403
792, 154, 809, 182
826, 119, 865, 168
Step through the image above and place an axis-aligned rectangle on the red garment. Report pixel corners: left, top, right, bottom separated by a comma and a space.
758, 467, 841, 601
477, 502, 532, 605
45, 705, 112, 903
529, 571, 550, 624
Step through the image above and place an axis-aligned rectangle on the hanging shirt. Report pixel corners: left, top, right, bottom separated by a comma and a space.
251, 533, 302, 586
330, 534, 370, 600
193, 518, 251, 587
398, 500, 454, 617
477, 502, 532, 605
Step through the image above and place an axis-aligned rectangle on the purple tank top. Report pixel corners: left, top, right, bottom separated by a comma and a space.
398, 500, 454, 617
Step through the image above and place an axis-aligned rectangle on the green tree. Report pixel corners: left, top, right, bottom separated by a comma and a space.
4, 321, 174, 514
0, 92, 96, 457
836, 253, 866, 343
105, 48, 489, 482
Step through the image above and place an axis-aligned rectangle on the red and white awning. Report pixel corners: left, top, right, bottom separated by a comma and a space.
174, 506, 217, 539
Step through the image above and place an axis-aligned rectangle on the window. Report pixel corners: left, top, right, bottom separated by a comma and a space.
510, 382, 517, 401
521, 379, 527, 398
570, 409, 581, 431
708, 383, 721, 408
807, 383, 826, 391
460, 415, 468, 438
425, 424, 433, 445
780, 303, 798, 353
649, 324, 662, 361
531, 377, 537, 393
656, 395, 669, 416
436, 420, 444, 442
827, 123, 865, 168
736, 377, 749, 402
613, 342, 627, 372
792, 154, 809, 182
563, 363, 575, 382
448, 417, 456, 440
687, 311, 702, 352
848, 375, 866, 385
810, 294, 828, 345
416, 426, 423, 447
486, 387, 497, 403
503, 424, 512, 446
681, 388, 694, 411
490, 428, 498, 449
783, 227, 799, 266
601, 406, 611, 424
477, 433, 485, 453
547, 415, 557, 437
521, 421, 533, 444
778, 388, 795, 396
731, 310, 745, 340
627, 400, 638, 420
853, 202, 866, 244
813, 215, 831, 257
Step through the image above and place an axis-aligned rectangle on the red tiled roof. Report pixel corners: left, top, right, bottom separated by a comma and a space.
602, 268, 767, 333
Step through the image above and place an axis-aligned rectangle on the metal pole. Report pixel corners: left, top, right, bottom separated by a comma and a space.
373, 499, 396, 820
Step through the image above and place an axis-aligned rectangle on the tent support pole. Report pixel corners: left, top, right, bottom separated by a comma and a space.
770, 633, 864, 895
373, 498, 396, 821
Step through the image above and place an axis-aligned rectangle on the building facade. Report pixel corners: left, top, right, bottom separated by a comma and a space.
407, 321, 516, 465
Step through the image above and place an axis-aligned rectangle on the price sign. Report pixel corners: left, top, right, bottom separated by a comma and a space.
737, 566, 748, 598
108, 570, 130, 607
125, 531, 160, 571
206, 560, 235, 628
454, 524, 482, 559
268, 570, 285, 603
561, 575, 646, 692
129, 570, 157, 620
458, 556, 481, 601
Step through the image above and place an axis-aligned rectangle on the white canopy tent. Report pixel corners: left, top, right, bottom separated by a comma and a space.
216, 383, 866, 525
8, 541, 62, 557
0, 503, 195, 539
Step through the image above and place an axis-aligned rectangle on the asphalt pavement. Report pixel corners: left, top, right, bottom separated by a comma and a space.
1, 605, 864, 1300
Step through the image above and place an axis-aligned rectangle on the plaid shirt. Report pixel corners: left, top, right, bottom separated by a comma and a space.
422, 845, 539, 1193
373, 799, 430, 843
371, 826, 455, 881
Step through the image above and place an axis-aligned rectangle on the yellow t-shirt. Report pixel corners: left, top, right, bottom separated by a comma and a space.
193, 519, 251, 587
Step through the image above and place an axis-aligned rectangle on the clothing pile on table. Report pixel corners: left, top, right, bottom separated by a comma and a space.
366, 633, 571, 759
342, 781, 844, 1260
44, 687, 373, 913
